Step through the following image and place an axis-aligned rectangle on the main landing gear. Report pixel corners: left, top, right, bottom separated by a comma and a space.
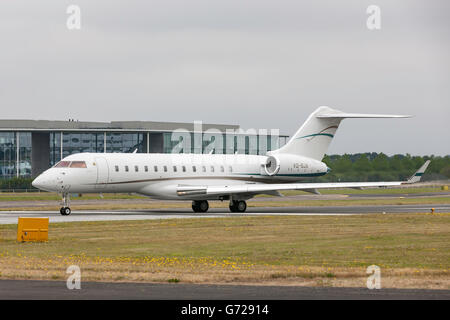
192, 200, 247, 213
192, 200, 209, 213
229, 200, 247, 213
60, 193, 71, 216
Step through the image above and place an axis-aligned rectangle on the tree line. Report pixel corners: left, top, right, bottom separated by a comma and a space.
320, 153, 450, 182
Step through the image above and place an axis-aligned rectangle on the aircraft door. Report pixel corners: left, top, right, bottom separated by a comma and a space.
95, 157, 109, 189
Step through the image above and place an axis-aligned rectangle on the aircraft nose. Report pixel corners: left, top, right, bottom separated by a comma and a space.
32, 173, 55, 192
32, 175, 45, 189
32, 176, 41, 188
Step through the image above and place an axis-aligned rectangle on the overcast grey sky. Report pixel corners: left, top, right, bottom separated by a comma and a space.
0, 1, 448, 155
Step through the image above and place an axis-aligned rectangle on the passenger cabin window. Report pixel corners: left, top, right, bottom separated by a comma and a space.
163, 166, 167, 172
54, 161, 70, 168
115, 165, 119, 172
210, 166, 215, 173
154, 166, 158, 172
144, 166, 148, 172
173, 166, 177, 172
125, 166, 129, 172
135, 165, 139, 172
229, 166, 233, 173
182, 166, 186, 172
220, 166, 224, 172
202, 166, 206, 173
192, 166, 196, 172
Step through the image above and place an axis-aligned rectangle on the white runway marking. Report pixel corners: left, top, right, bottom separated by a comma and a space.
0, 211, 356, 224
0, 204, 446, 224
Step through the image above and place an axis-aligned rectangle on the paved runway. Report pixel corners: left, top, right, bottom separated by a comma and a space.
0, 203, 448, 224
0, 280, 448, 300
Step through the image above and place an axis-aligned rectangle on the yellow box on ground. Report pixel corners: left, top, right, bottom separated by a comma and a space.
17, 217, 49, 242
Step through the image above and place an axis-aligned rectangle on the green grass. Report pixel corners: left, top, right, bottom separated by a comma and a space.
280, 187, 447, 196
0, 195, 448, 212
250, 197, 450, 207
1, 213, 449, 287
0, 193, 145, 202
0, 186, 446, 202
1, 214, 449, 269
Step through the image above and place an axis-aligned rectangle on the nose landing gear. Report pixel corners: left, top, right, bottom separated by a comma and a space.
60, 193, 71, 215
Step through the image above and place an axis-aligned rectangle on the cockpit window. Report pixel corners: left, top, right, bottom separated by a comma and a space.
70, 161, 87, 168
54, 161, 70, 168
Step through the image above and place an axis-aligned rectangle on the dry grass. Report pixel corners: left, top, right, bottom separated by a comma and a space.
0, 213, 449, 288
0, 255, 448, 289
0, 196, 448, 212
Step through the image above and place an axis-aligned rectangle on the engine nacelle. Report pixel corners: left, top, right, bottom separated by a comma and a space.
263, 154, 328, 177
263, 155, 281, 176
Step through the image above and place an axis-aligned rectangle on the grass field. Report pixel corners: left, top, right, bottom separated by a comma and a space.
0, 186, 448, 212
0, 213, 449, 288
0, 196, 448, 212
0, 186, 446, 202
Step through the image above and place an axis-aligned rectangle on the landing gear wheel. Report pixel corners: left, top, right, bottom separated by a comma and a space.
192, 200, 209, 213
60, 193, 71, 215
229, 200, 247, 213
60, 207, 71, 216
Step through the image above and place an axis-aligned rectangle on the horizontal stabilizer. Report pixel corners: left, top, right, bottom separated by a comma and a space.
316, 113, 411, 119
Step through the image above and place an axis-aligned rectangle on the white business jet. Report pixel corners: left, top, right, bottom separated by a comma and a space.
32, 106, 430, 215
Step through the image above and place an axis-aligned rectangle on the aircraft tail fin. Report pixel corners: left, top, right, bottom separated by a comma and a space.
271, 106, 411, 161
405, 160, 431, 184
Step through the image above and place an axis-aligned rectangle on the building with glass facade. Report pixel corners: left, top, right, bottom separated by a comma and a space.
0, 120, 288, 179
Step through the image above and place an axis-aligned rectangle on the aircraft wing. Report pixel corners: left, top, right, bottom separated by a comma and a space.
177, 161, 430, 197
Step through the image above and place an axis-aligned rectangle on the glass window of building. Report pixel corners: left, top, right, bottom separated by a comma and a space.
0, 133, 16, 178
18, 133, 31, 176
106, 133, 145, 153
49, 132, 62, 166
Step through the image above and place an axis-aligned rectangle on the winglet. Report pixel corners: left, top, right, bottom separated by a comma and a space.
405, 160, 431, 184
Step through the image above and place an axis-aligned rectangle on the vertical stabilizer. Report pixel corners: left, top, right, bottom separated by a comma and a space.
406, 160, 431, 183
271, 106, 411, 160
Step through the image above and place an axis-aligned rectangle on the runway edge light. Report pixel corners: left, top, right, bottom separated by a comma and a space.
17, 217, 49, 242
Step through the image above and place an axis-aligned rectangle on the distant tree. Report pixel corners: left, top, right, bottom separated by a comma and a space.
440, 165, 450, 178
372, 153, 389, 171
321, 153, 449, 182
